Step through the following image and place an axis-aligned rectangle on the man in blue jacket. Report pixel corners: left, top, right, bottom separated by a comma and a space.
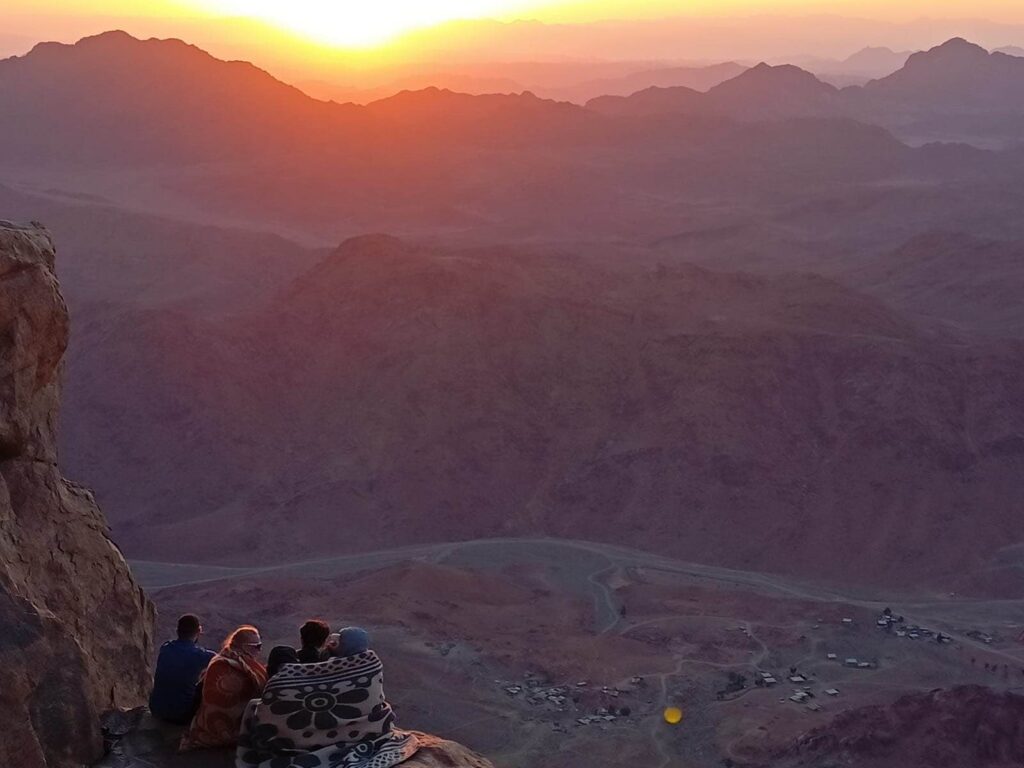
149, 614, 216, 724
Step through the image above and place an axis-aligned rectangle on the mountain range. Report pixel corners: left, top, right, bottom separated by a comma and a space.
3, 31, 1024, 596
50, 230, 1024, 593
798, 46, 913, 86
590, 38, 1024, 146
4, 32, 1024, 173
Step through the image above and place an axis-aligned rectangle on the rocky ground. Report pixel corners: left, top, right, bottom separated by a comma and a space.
97, 712, 493, 768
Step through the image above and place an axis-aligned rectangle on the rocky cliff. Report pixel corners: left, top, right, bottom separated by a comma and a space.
0, 221, 154, 768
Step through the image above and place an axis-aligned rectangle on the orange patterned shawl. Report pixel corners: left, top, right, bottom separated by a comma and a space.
180, 647, 267, 751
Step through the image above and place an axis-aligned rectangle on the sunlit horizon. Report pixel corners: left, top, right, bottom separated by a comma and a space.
8, 0, 1024, 85
200, 0, 548, 47
13, 1, 1024, 52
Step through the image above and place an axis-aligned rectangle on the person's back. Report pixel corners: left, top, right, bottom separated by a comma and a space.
296, 618, 330, 664
150, 614, 215, 724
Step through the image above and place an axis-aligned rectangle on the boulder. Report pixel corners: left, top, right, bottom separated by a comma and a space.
402, 733, 495, 768
0, 221, 155, 768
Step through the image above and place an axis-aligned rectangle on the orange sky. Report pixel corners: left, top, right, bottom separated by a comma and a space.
7, 0, 1024, 82
11, 1, 1024, 48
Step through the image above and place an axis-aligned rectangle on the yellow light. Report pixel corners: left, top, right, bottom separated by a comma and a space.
201, 0, 538, 48
664, 706, 684, 725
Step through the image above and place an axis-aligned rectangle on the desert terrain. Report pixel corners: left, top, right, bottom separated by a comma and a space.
136, 538, 1024, 767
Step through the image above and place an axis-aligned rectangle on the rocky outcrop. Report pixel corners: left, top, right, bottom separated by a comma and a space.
402, 734, 495, 768
773, 686, 1024, 767
0, 222, 154, 768
99, 717, 495, 768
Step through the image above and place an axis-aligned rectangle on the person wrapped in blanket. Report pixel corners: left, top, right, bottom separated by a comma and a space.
181, 625, 268, 751
237, 627, 420, 768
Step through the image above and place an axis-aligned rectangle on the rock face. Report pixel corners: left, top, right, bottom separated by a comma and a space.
0, 222, 154, 768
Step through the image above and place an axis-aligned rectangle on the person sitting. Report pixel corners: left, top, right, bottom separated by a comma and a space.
266, 646, 299, 679
180, 625, 267, 751
296, 618, 331, 664
237, 628, 419, 768
149, 614, 216, 725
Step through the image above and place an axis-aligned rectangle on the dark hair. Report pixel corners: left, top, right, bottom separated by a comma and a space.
267, 646, 299, 677
300, 619, 330, 649
176, 614, 201, 639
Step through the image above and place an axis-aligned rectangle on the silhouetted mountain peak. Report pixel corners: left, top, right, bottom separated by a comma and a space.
847, 46, 898, 58
703, 62, 842, 119
365, 86, 589, 137
842, 46, 913, 70
0, 30, 345, 163
19, 29, 206, 65
906, 37, 990, 67
712, 62, 836, 96
865, 37, 1024, 104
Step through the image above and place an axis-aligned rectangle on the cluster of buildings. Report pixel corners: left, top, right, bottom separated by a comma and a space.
500, 678, 572, 711
874, 608, 953, 643
496, 674, 643, 729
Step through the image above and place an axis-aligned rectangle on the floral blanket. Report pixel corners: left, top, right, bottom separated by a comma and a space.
236, 650, 419, 768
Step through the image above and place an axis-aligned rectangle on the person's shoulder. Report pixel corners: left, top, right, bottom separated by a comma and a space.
177, 642, 215, 661
157, 639, 181, 655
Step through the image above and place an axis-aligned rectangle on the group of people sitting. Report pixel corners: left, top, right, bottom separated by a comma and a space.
149, 614, 421, 768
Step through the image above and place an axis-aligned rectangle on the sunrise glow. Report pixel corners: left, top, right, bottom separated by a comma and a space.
202, 0, 543, 47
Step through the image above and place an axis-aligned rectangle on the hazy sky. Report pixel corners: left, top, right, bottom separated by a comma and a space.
12, 1, 1024, 46
7, 0, 1024, 82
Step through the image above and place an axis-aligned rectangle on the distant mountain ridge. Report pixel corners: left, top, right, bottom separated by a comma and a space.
588, 61, 846, 120
4, 30, 1024, 168
863, 37, 1024, 107
0, 30, 352, 163
589, 37, 1024, 146
801, 46, 914, 85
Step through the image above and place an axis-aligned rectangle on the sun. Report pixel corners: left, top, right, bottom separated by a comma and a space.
202, 0, 539, 48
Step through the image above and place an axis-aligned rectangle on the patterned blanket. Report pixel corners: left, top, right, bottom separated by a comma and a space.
182, 649, 267, 751
236, 650, 419, 768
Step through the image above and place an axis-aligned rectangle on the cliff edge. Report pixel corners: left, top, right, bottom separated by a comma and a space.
0, 221, 155, 768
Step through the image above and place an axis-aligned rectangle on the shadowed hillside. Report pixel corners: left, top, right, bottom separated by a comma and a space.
61, 236, 1024, 592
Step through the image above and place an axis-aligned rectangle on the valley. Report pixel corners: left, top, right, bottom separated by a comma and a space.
137, 537, 1024, 767
5, 20, 1024, 768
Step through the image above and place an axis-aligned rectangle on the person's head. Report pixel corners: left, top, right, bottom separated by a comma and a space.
332, 627, 370, 658
223, 625, 262, 658
267, 646, 299, 678
299, 619, 331, 650
176, 614, 202, 641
